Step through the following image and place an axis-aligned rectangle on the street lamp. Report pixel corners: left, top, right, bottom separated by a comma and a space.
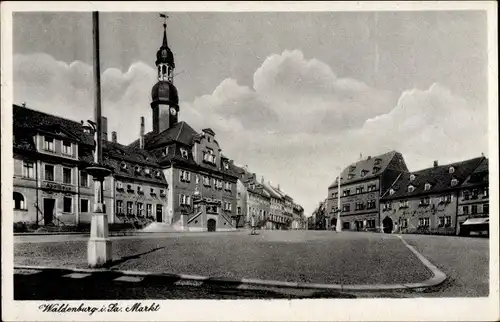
87, 11, 112, 267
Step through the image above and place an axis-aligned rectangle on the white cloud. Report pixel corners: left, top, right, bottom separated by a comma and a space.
13, 51, 488, 215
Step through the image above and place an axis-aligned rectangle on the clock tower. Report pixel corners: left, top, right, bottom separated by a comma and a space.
151, 16, 179, 134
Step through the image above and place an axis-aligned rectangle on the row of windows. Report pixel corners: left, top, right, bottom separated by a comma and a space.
353, 219, 376, 229
331, 184, 377, 198
116, 200, 162, 217
116, 182, 166, 196
43, 136, 74, 156
463, 203, 489, 215
13, 192, 91, 213
462, 188, 488, 200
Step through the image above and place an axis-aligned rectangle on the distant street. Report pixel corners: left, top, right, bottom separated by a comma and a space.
14, 230, 489, 298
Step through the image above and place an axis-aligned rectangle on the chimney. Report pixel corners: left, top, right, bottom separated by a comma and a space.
111, 131, 117, 143
433, 160, 438, 167
367, 156, 371, 160
139, 116, 145, 149
261, 176, 264, 184
101, 116, 108, 141
278, 184, 281, 191
21, 102, 26, 107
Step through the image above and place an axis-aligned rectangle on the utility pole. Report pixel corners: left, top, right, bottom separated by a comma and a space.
87, 11, 112, 267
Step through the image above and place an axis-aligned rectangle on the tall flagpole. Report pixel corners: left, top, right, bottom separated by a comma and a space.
87, 11, 112, 267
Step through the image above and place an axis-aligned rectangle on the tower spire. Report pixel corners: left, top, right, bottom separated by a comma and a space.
160, 13, 169, 47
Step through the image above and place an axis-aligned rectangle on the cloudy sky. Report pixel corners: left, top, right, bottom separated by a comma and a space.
13, 10, 489, 215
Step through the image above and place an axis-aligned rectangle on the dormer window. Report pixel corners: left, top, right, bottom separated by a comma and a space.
374, 159, 381, 166
424, 183, 432, 191
223, 162, 229, 170
145, 168, 151, 176
203, 148, 216, 165
389, 188, 395, 196
62, 141, 73, 155
155, 171, 161, 178
361, 170, 368, 177
44, 137, 54, 152
162, 147, 169, 157
349, 166, 356, 172
347, 174, 355, 180
121, 162, 127, 170
409, 174, 416, 181
180, 148, 188, 159
408, 185, 415, 193
135, 165, 141, 174
451, 178, 458, 186
372, 166, 380, 174
449, 166, 455, 174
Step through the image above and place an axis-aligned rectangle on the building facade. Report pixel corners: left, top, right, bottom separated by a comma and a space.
380, 157, 486, 235
326, 151, 409, 232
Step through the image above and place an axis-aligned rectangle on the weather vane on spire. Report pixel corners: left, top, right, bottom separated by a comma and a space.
159, 13, 169, 29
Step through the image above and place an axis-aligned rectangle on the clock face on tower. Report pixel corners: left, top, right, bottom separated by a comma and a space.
170, 108, 177, 116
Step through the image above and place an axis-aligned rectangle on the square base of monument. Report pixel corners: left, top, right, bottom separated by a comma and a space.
87, 238, 112, 268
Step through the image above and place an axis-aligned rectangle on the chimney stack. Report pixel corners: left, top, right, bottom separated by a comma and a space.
278, 184, 281, 191
261, 176, 264, 184
139, 116, 145, 149
433, 160, 438, 167
101, 116, 108, 141
111, 131, 117, 143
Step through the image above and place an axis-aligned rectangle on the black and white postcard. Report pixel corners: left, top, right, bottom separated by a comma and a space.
1, 1, 498, 321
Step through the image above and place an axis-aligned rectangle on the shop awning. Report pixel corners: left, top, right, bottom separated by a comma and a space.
462, 217, 489, 226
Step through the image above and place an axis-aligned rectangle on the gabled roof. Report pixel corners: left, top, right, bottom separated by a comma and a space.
381, 156, 485, 200
13, 104, 93, 146
129, 121, 198, 149
261, 182, 283, 200
329, 150, 406, 188
461, 158, 489, 188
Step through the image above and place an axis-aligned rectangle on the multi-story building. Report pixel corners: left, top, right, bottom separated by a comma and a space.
311, 199, 327, 230
262, 182, 288, 230
380, 157, 486, 235
291, 203, 306, 229
326, 151, 409, 232
12, 104, 170, 228
456, 157, 489, 235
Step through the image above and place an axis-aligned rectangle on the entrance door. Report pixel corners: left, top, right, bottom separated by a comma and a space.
383, 216, 393, 233
207, 219, 216, 232
156, 205, 163, 222
43, 199, 55, 225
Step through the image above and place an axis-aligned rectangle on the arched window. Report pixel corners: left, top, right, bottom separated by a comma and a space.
162, 65, 167, 77
13, 192, 26, 210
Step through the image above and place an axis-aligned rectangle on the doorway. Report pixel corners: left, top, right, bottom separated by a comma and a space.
156, 205, 163, 222
383, 216, 393, 233
207, 219, 216, 232
43, 198, 55, 225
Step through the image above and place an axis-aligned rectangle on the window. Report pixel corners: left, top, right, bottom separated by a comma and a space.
355, 202, 365, 211
80, 199, 89, 213
150, 188, 156, 196
383, 202, 392, 211
463, 205, 469, 215
484, 203, 489, 214
342, 189, 350, 197
62, 141, 72, 155
13, 192, 26, 210
160, 189, 166, 196
361, 170, 368, 177
155, 171, 161, 178
342, 204, 351, 212
438, 217, 445, 227
223, 162, 229, 170
120, 162, 127, 170
116, 200, 123, 214
347, 174, 355, 180
63, 168, 72, 184
80, 171, 89, 187
445, 216, 452, 227
372, 167, 381, 174
137, 203, 144, 216
366, 220, 376, 229
135, 165, 142, 174
180, 148, 188, 159
472, 189, 479, 199
374, 159, 381, 166
116, 181, 124, 191
389, 188, 395, 196
471, 205, 478, 214
224, 201, 232, 211
179, 194, 191, 206
483, 187, 488, 198
144, 168, 151, 176
418, 217, 430, 228
356, 187, 364, 194
409, 174, 416, 181
44, 164, 54, 181
408, 185, 415, 193
23, 161, 35, 179
203, 148, 216, 165
63, 197, 72, 213
424, 183, 431, 191
225, 182, 232, 191
179, 170, 191, 182
401, 218, 408, 228
203, 176, 211, 186
367, 185, 376, 192
367, 200, 376, 209
127, 201, 134, 215
399, 200, 409, 208
441, 194, 452, 203
449, 167, 455, 174
331, 192, 338, 198
44, 137, 54, 152
451, 178, 458, 186
137, 186, 144, 194
147, 204, 152, 217
420, 196, 430, 206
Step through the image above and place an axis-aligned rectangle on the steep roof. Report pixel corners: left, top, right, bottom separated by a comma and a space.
461, 157, 489, 188
381, 156, 485, 200
328, 150, 405, 188
261, 182, 283, 200
13, 104, 93, 146
129, 121, 199, 149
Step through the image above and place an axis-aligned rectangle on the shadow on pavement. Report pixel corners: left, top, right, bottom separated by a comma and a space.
102, 247, 165, 269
